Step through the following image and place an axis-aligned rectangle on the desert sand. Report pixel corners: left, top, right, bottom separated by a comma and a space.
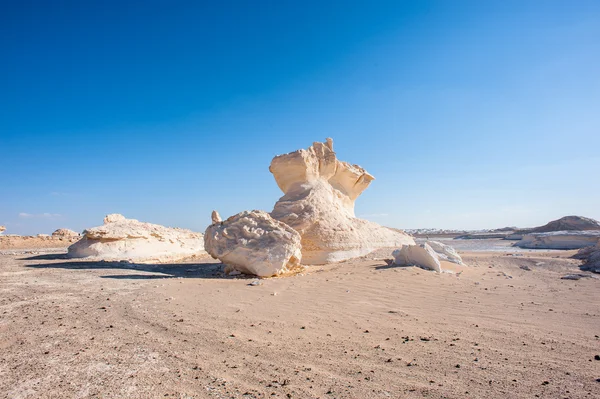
1, 244, 599, 398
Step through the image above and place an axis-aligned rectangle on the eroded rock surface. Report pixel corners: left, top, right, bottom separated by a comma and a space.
68, 214, 205, 263
392, 243, 441, 272
52, 228, 80, 238
270, 138, 414, 264
204, 210, 302, 277
574, 241, 600, 273
515, 231, 600, 250
427, 240, 464, 265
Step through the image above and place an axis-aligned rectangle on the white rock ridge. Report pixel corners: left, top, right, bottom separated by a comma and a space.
270, 138, 414, 264
204, 210, 302, 277
68, 214, 206, 263
427, 240, 464, 265
514, 231, 600, 250
392, 243, 442, 273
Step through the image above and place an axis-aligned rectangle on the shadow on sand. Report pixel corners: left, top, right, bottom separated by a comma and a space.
24, 259, 241, 280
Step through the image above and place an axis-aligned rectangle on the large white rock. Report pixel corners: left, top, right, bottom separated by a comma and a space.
392, 243, 442, 273
0, 226, 5, 235
68, 214, 205, 263
514, 231, 600, 250
427, 240, 464, 265
574, 240, 600, 273
204, 210, 302, 277
270, 138, 414, 264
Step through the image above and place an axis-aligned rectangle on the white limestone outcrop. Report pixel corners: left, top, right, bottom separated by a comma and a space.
68, 214, 205, 263
204, 210, 302, 277
427, 240, 464, 265
52, 228, 80, 238
392, 243, 442, 272
270, 138, 414, 264
514, 231, 600, 250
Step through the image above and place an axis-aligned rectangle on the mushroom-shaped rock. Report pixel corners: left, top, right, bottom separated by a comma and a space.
0, 226, 5, 235
427, 241, 464, 265
52, 228, 80, 238
269, 139, 414, 264
68, 215, 205, 263
204, 210, 302, 277
392, 243, 442, 273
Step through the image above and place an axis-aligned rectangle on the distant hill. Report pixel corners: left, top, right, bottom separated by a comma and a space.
527, 216, 600, 233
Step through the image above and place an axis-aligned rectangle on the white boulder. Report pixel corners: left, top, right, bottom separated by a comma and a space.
68, 214, 205, 263
427, 240, 464, 265
392, 243, 442, 273
204, 210, 302, 277
515, 231, 600, 250
270, 138, 414, 264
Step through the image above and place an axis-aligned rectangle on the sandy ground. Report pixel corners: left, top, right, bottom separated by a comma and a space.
1, 246, 599, 398
0, 236, 78, 251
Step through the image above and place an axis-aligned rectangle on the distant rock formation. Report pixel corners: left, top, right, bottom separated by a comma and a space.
68, 214, 205, 263
529, 216, 600, 233
514, 231, 600, 250
427, 241, 464, 265
269, 138, 414, 264
0, 226, 5, 235
204, 210, 302, 277
392, 243, 442, 272
52, 228, 80, 238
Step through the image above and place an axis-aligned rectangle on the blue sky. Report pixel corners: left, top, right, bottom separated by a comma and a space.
1, 1, 599, 235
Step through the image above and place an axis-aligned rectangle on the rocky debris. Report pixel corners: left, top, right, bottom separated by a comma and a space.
0, 226, 5, 235
574, 241, 600, 273
514, 231, 600, 250
52, 228, 80, 237
269, 138, 414, 264
427, 241, 464, 265
204, 210, 302, 277
392, 243, 442, 273
36, 234, 50, 238
560, 274, 599, 280
68, 214, 205, 263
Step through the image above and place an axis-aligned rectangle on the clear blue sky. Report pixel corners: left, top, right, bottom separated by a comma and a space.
1, 1, 599, 235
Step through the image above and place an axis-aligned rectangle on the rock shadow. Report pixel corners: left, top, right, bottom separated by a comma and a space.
24, 260, 245, 280
21, 253, 69, 261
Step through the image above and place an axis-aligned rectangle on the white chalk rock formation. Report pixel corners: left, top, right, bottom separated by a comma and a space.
392, 243, 441, 272
68, 214, 205, 263
52, 228, 80, 238
427, 240, 464, 265
204, 210, 302, 277
270, 138, 414, 264
0, 226, 5, 235
514, 231, 600, 250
